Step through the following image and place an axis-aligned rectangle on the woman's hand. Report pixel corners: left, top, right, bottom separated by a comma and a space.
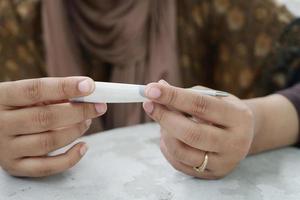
143, 81, 255, 179
0, 77, 107, 177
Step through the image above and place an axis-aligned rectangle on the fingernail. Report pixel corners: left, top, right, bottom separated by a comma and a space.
80, 144, 88, 156
95, 103, 107, 114
159, 79, 169, 85
78, 79, 93, 93
85, 119, 92, 127
143, 101, 154, 114
146, 87, 161, 99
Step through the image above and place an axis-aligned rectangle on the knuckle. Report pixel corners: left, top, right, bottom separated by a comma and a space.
1, 162, 17, 175
3, 167, 16, 176
160, 139, 171, 159
234, 137, 251, 157
183, 127, 202, 146
156, 107, 167, 124
57, 79, 71, 98
170, 145, 184, 161
211, 167, 232, 180
191, 95, 208, 116
238, 136, 251, 149
172, 163, 188, 175
24, 79, 43, 102
172, 164, 182, 172
241, 106, 254, 121
81, 104, 92, 120
5, 169, 17, 176
34, 108, 54, 129
37, 167, 54, 177
160, 127, 164, 134
78, 123, 86, 134
166, 88, 178, 106
0, 113, 7, 132
237, 105, 254, 127
208, 173, 226, 180
78, 122, 88, 135
160, 128, 168, 139
2, 161, 27, 177
208, 133, 221, 149
66, 154, 78, 169
159, 138, 166, 152
39, 134, 55, 153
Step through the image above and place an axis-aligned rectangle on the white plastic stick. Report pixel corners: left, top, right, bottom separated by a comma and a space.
71, 82, 229, 103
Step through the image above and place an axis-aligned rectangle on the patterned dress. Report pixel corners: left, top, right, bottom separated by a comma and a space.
177, 0, 300, 98
0, 0, 45, 80
0, 0, 300, 99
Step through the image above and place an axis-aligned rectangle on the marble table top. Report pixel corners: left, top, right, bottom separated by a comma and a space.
1, 123, 300, 200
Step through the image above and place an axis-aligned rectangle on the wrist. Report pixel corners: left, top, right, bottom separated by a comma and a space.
243, 94, 299, 155
243, 98, 265, 154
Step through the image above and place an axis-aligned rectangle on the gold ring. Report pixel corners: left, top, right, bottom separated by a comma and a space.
193, 153, 208, 173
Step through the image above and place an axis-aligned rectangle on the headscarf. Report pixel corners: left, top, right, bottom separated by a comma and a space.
42, 0, 180, 129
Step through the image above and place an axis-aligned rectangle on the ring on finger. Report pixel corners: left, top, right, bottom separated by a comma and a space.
193, 152, 209, 173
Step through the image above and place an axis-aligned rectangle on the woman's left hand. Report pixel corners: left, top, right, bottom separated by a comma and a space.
143, 81, 255, 179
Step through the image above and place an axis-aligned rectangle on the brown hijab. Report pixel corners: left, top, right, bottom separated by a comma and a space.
42, 0, 180, 130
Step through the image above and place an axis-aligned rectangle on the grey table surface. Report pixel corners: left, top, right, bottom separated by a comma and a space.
1, 123, 300, 200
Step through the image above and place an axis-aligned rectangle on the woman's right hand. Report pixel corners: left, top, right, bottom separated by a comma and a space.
0, 77, 107, 177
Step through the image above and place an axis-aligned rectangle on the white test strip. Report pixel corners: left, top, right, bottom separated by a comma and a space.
71, 82, 229, 104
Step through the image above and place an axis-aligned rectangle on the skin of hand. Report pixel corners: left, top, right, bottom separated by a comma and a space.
0, 77, 107, 177
245, 94, 298, 155
143, 80, 255, 179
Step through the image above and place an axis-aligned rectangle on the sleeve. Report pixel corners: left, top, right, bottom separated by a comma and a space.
278, 84, 300, 120
278, 84, 300, 146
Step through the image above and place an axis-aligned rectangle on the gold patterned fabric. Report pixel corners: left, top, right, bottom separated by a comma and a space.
0, 0, 45, 81
177, 0, 299, 98
0, 0, 300, 99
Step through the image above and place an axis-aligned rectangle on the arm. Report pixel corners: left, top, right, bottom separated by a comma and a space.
245, 94, 299, 155
199, 0, 299, 151
142, 81, 300, 179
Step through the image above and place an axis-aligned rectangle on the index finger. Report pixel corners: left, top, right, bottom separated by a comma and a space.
144, 83, 238, 126
0, 77, 95, 107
